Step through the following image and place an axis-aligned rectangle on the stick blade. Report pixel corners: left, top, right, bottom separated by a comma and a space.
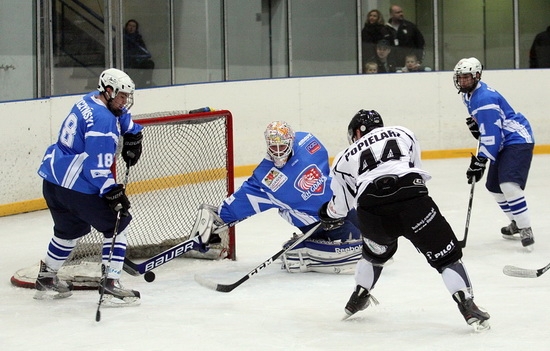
194, 274, 236, 293
502, 265, 539, 278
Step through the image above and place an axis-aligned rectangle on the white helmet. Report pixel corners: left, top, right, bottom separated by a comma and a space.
98, 68, 135, 110
453, 57, 482, 93
264, 121, 295, 168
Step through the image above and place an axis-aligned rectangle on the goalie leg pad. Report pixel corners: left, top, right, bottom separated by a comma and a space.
281, 239, 363, 274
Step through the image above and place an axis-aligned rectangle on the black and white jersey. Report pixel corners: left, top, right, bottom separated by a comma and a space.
327, 125, 431, 217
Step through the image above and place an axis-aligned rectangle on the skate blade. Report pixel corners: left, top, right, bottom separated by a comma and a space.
342, 312, 354, 321
502, 234, 520, 241
342, 309, 361, 321
101, 294, 141, 307
471, 319, 490, 332
33, 290, 72, 300
522, 244, 534, 253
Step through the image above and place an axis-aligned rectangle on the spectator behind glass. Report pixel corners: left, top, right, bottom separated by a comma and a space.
361, 10, 391, 66
400, 53, 431, 72
124, 19, 155, 87
366, 40, 397, 73
385, 5, 425, 69
363, 61, 378, 74
529, 26, 550, 68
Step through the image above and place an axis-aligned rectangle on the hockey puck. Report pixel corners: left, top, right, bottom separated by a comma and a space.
144, 271, 155, 282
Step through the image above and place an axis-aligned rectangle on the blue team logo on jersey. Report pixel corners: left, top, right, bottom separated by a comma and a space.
305, 140, 321, 154
295, 165, 326, 200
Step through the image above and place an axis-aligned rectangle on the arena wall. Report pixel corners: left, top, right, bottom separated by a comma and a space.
1, 69, 548, 215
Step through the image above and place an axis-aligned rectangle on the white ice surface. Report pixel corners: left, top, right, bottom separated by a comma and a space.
2, 156, 550, 351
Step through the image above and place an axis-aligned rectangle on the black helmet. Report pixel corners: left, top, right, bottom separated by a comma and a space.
347, 109, 384, 144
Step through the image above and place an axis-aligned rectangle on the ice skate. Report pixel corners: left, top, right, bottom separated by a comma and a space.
99, 278, 141, 306
519, 227, 534, 250
452, 290, 490, 332
342, 285, 379, 320
501, 220, 520, 240
34, 261, 73, 300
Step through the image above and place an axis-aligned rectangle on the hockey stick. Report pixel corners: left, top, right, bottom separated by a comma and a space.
503, 262, 550, 278
96, 165, 131, 322
458, 180, 475, 248
194, 222, 321, 293
122, 216, 244, 278
123, 235, 207, 276
458, 140, 481, 248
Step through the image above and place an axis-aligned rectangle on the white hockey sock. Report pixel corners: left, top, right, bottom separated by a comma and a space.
355, 258, 381, 291
499, 182, 531, 228
492, 192, 514, 222
442, 260, 473, 299
45, 237, 77, 272
103, 228, 128, 279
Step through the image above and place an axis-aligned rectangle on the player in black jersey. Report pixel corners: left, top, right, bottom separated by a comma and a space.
318, 109, 490, 331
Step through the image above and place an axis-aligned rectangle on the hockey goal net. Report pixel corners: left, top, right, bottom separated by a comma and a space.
11, 109, 235, 289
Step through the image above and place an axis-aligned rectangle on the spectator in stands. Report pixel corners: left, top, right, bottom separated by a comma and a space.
361, 9, 392, 66
363, 61, 379, 74
529, 26, 550, 68
124, 19, 155, 87
366, 40, 397, 73
385, 5, 425, 68
400, 53, 431, 72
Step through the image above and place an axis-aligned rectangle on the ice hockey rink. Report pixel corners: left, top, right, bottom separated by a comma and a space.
2, 155, 550, 351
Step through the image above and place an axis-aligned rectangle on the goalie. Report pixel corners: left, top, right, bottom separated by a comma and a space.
191, 121, 362, 274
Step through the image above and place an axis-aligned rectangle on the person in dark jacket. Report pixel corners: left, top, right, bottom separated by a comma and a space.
385, 5, 425, 69
529, 26, 550, 68
124, 19, 155, 87
361, 9, 392, 70
366, 40, 398, 73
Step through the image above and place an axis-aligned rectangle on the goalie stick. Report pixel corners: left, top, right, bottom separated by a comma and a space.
502, 262, 550, 278
123, 235, 207, 276
194, 223, 321, 293
122, 217, 243, 277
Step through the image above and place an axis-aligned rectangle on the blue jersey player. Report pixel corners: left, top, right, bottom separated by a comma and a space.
192, 121, 362, 273
454, 57, 535, 250
34, 68, 144, 304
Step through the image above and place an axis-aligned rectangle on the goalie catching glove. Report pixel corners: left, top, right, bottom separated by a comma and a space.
190, 204, 228, 245
122, 131, 143, 167
318, 202, 345, 231
466, 155, 487, 184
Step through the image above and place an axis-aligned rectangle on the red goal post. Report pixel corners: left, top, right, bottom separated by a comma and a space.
11, 109, 235, 289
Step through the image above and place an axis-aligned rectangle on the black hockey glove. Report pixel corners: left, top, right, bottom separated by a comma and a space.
122, 131, 143, 167
465, 116, 480, 140
104, 184, 131, 217
318, 202, 345, 231
466, 155, 487, 184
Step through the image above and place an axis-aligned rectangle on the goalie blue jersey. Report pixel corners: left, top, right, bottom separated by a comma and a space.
219, 131, 332, 230
37, 91, 142, 196
461, 81, 534, 162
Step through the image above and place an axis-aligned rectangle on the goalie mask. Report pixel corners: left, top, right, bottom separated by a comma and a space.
98, 68, 135, 115
347, 110, 384, 144
453, 57, 483, 93
264, 121, 295, 168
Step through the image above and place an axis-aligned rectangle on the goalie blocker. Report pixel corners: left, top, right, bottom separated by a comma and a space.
192, 203, 362, 274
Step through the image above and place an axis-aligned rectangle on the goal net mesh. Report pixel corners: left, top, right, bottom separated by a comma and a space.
11, 109, 235, 288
